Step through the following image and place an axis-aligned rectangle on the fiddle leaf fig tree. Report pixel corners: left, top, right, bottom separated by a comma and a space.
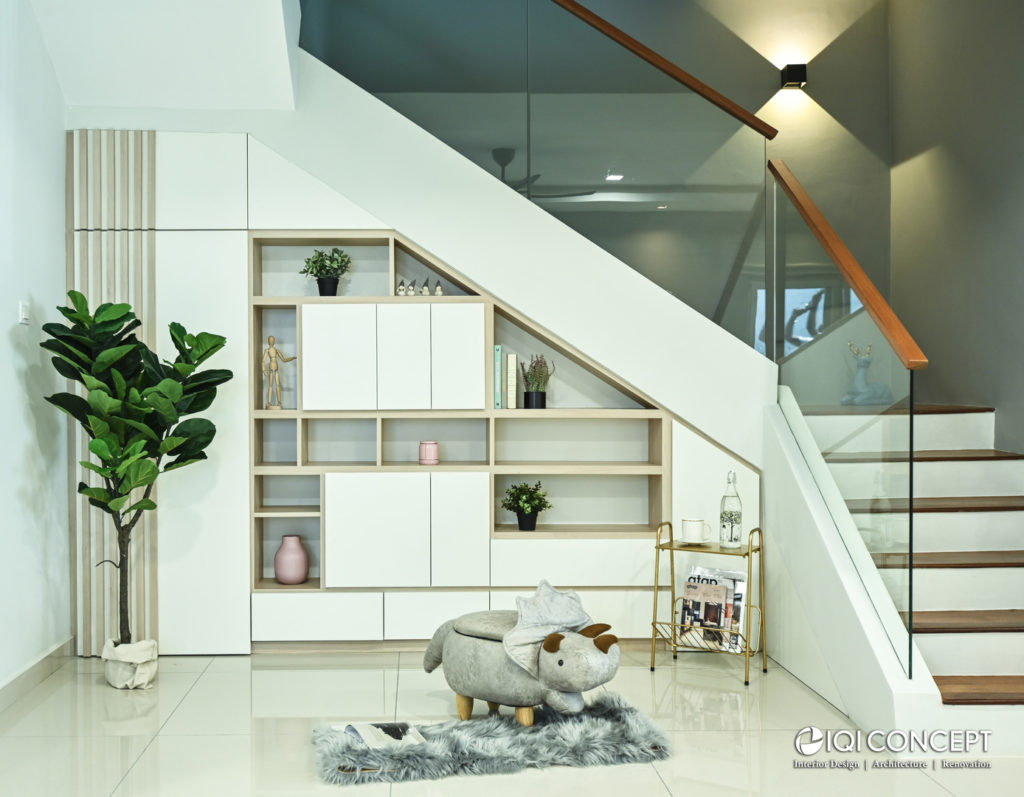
42, 291, 233, 646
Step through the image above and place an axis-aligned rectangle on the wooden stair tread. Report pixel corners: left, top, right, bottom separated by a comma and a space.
910, 610, 1024, 634
826, 449, 1024, 463
874, 550, 1024, 569
848, 495, 1024, 513
802, 403, 993, 416
934, 675, 1024, 705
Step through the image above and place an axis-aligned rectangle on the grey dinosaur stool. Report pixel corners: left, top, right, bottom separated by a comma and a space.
423, 609, 620, 727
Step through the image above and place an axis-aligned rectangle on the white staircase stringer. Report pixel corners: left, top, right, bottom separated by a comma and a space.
765, 391, 938, 731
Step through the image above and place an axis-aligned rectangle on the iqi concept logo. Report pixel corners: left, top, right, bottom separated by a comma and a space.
792, 726, 993, 772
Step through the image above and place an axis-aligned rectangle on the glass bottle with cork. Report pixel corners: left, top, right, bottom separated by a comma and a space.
719, 470, 743, 548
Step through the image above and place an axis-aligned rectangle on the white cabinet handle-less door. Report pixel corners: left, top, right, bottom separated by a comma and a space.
324, 473, 431, 588
377, 304, 431, 410
430, 304, 486, 409
430, 472, 490, 586
302, 304, 377, 410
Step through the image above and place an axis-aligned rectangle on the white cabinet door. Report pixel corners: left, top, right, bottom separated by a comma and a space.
384, 591, 489, 640
302, 304, 377, 410
376, 304, 431, 409
324, 473, 430, 587
431, 472, 490, 586
431, 304, 485, 409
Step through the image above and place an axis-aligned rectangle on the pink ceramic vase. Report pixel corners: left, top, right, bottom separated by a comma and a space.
274, 535, 309, 585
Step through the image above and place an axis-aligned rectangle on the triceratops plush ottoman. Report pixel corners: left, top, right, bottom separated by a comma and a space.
423, 581, 621, 726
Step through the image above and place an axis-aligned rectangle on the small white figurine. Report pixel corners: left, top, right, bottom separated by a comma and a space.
396, 280, 406, 296
407, 280, 416, 296
434, 280, 444, 296
420, 280, 431, 295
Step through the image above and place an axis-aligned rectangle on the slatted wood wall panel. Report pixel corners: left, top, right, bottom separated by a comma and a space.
67, 130, 157, 656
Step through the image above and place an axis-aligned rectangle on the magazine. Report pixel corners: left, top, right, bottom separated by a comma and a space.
335, 721, 426, 749
684, 566, 749, 653
680, 578, 729, 648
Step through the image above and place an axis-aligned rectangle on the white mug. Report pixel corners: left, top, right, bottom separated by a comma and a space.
679, 519, 712, 545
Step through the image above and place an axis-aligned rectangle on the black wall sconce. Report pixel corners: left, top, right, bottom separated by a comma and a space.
780, 64, 808, 89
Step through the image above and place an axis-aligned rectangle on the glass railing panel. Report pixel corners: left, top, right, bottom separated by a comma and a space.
526, 0, 767, 329
298, 0, 771, 346
298, 0, 530, 196
774, 181, 914, 675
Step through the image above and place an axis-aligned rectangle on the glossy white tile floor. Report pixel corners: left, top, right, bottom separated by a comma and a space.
0, 644, 1013, 796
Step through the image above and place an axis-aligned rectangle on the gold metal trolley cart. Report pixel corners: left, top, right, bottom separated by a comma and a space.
650, 521, 766, 685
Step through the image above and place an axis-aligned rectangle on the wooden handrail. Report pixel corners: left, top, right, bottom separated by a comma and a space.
550, 0, 778, 140
768, 159, 928, 370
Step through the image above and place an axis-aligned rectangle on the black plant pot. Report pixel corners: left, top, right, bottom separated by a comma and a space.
523, 391, 546, 409
516, 511, 539, 531
316, 277, 339, 296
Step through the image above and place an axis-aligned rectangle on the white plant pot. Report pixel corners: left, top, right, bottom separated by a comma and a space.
101, 639, 159, 689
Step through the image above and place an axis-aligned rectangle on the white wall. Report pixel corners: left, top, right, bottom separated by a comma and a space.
891, 0, 1024, 451
0, 0, 71, 688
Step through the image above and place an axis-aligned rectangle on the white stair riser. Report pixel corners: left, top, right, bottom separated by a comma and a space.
916, 512, 1024, 552
882, 567, 1024, 611
830, 459, 1024, 499
851, 511, 1024, 553
806, 412, 994, 454
916, 633, 1024, 676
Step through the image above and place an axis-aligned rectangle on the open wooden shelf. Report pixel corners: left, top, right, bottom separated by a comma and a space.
493, 462, 660, 474
253, 577, 322, 592
254, 505, 320, 517
493, 523, 657, 539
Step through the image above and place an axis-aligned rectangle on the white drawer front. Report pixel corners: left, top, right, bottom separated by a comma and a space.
251, 592, 383, 641
384, 590, 489, 640
490, 539, 663, 587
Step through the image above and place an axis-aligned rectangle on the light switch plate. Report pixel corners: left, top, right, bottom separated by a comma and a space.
18, 301, 29, 325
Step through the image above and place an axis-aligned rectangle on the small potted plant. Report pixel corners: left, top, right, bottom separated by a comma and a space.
299, 247, 352, 296
519, 354, 555, 409
501, 481, 553, 531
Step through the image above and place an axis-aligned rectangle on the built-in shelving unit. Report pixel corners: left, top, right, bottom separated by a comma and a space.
248, 230, 673, 638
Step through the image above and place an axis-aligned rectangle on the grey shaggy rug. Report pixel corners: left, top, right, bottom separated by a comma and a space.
311, 692, 670, 786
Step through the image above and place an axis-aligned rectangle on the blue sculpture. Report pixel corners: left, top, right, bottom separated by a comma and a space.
841, 341, 894, 406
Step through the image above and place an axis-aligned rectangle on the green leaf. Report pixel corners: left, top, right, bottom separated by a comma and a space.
143, 378, 183, 403
118, 417, 158, 441
111, 370, 127, 399
123, 460, 159, 491
87, 389, 122, 418
94, 302, 133, 324
108, 495, 130, 512
92, 344, 137, 374
78, 483, 112, 503
163, 451, 208, 471
68, 290, 90, 318
86, 415, 110, 438
169, 417, 216, 458
41, 323, 95, 349
173, 362, 197, 377
49, 356, 83, 383
41, 338, 90, 368
126, 498, 157, 513
158, 436, 187, 454
167, 322, 192, 363
44, 393, 91, 427
81, 372, 108, 393
79, 460, 113, 478
88, 437, 114, 461
139, 348, 168, 382
183, 368, 233, 393
189, 332, 227, 365
144, 392, 178, 426
87, 496, 116, 515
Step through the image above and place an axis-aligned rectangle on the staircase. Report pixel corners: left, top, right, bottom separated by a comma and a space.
807, 403, 1024, 704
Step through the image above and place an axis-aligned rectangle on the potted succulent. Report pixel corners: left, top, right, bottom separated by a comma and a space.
501, 481, 553, 531
299, 247, 352, 296
519, 354, 555, 409
41, 291, 232, 688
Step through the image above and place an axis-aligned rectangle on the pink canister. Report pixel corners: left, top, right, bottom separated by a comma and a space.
419, 440, 440, 465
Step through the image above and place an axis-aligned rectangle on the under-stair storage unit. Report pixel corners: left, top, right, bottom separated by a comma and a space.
248, 229, 673, 641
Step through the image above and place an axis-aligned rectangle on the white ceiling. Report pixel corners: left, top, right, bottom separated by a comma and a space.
30, 0, 300, 110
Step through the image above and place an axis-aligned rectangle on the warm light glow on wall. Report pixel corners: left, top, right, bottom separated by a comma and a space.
761, 86, 813, 114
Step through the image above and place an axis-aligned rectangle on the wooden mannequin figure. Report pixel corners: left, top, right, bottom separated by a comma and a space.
262, 335, 296, 409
